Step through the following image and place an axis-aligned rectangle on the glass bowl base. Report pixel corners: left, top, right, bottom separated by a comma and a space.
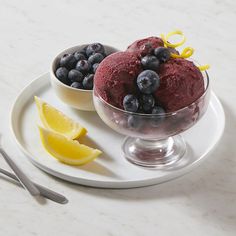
122, 135, 186, 168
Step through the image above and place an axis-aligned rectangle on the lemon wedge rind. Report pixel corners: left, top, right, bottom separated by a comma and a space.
38, 126, 101, 165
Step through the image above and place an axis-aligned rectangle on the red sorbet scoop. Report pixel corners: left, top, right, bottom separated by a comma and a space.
94, 51, 142, 108
155, 58, 205, 112
127, 36, 164, 57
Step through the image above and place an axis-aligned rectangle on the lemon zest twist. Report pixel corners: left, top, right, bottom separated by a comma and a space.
161, 30, 210, 70
171, 47, 194, 59
197, 64, 210, 71
161, 30, 186, 48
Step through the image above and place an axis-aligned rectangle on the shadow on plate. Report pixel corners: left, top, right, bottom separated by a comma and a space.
77, 135, 115, 163
76, 161, 121, 178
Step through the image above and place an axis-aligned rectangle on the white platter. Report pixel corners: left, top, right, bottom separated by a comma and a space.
10, 73, 225, 188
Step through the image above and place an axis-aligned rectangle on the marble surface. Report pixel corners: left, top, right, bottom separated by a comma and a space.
0, 0, 235, 235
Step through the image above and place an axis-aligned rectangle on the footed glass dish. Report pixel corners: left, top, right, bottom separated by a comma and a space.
93, 71, 210, 168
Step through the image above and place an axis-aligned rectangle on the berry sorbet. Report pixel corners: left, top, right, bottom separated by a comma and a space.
94, 37, 205, 113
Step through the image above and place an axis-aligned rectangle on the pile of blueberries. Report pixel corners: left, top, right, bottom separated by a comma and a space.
122, 46, 171, 128
123, 47, 171, 115
55, 43, 106, 90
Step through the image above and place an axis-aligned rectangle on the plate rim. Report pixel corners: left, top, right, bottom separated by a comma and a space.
9, 72, 226, 188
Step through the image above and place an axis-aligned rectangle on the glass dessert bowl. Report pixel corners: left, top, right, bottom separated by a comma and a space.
93, 71, 210, 168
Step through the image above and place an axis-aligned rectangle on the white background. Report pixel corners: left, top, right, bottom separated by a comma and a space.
0, 0, 235, 235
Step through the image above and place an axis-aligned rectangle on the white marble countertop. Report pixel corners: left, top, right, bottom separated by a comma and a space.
0, 0, 235, 235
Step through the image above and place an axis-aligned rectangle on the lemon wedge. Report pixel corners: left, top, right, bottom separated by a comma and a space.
35, 96, 87, 139
39, 126, 101, 165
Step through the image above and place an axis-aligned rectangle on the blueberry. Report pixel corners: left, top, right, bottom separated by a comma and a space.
102, 52, 107, 57
139, 94, 155, 113
82, 74, 94, 90
88, 53, 104, 65
86, 43, 105, 57
68, 69, 83, 83
123, 95, 139, 112
60, 54, 77, 69
137, 70, 160, 94
71, 82, 83, 89
80, 46, 88, 56
152, 106, 165, 115
92, 63, 100, 73
74, 51, 86, 61
137, 107, 145, 114
76, 60, 91, 74
151, 106, 166, 127
127, 115, 142, 129
168, 47, 178, 55
141, 55, 160, 70
55, 67, 69, 84
154, 47, 171, 63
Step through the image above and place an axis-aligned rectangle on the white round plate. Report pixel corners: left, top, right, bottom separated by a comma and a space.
10, 73, 225, 188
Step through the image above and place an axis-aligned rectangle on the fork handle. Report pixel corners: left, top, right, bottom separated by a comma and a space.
0, 148, 40, 196
0, 168, 68, 204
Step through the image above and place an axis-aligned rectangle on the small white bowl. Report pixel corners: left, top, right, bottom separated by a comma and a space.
50, 44, 119, 111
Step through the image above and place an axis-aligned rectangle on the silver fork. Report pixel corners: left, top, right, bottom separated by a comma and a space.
0, 134, 40, 196
0, 167, 68, 204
